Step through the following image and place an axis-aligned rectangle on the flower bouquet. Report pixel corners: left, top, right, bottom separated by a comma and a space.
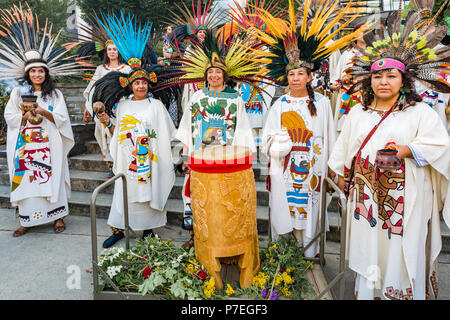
97, 235, 315, 300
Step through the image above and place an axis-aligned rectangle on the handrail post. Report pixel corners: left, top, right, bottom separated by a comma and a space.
90, 173, 129, 299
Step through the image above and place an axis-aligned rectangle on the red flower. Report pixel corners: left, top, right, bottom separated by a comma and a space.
141, 257, 146, 261
197, 270, 208, 280
143, 266, 152, 279
280, 268, 285, 273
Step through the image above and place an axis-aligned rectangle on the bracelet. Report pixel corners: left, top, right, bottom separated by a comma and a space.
106, 120, 112, 128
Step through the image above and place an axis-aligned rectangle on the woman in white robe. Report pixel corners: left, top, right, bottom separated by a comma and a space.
83, 42, 132, 169
5, 67, 74, 237
176, 66, 256, 248
262, 66, 336, 257
96, 74, 176, 248
328, 64, 450, 300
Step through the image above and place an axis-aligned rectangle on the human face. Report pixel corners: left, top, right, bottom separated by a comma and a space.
131, 79, 149, 100
371, 68, 403, 101
106, 44, 119, 62
166, 26, 172, 35
206, 67, 225, 90
286, 67, 311, 95
28, 67, 46, 87
197, 29, 207, 42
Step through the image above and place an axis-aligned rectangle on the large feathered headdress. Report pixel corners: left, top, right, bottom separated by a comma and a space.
240, 0, 372, 85
0, 3, 91, 80
168, 0, 222, 45
159, 26, 268, 90
346, 0, 450, 94
91, 11, 178, 116
75, 12, 116, 61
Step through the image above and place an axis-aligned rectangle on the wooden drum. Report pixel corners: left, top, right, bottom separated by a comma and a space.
189, 146, 260, 289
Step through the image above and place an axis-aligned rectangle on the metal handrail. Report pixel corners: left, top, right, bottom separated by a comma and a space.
302, 177, 347, 300
90, 173, 130, 299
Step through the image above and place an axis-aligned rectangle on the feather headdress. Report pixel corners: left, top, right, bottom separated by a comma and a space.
159, 26, 268, 90
75, 12, 114, 61
0, 3, 90, 80
91, 11, 179, 116
168, 0, 222, 45
346, 0, 450, 94
295, 0, 347, 26
228, 0, 281, 31
238, 0, 372, 85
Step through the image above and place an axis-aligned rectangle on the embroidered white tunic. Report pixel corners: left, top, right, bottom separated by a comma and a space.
5, 88, 74, 227
262, 93, 335, 256
83, 64, 132, 161
108, 97, 176, 230
328, 103, 450, 300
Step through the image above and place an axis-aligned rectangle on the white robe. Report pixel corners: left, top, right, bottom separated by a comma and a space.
331, 48, 362, 133
108, 97, 176, 230
83, 64, 132, 161
5, 88, 74, 227
414, 80, 449, 131
328, 103, 450, 300
262, 93, 335, 256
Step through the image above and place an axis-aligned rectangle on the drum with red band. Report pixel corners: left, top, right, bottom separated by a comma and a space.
189, 146, 260, 289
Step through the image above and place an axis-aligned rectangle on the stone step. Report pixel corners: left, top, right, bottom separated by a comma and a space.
68, 153, 110, 172
68, 151, 270, 180
0, 184, 271, 235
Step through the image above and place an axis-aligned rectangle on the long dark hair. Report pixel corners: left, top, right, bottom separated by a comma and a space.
360, 69, 422, 110
24, 67, 57, 101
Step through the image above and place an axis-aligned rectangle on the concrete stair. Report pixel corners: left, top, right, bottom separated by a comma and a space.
0, 139, 449, 252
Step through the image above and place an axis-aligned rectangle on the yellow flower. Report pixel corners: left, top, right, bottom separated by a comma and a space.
286, 268, 295, 273
252, 272, 269, 290
203, 277, 216, 299
274, 273, 283, 286
186, 264, 194, 274
282, 272, 294, 285
272, 243, 277, 249
226, 284, 235, 296
280, 286, 292, 298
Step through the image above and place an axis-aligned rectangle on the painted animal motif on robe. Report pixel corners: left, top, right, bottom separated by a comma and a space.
12, 125, 51, 192
118, 114, 158, 184
281, 110, 322, 219
239, 83, 264, 115
191, 98, 237, 150
350, 154, 405, 239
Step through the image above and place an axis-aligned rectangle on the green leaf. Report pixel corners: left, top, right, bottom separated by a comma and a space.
164, 268, 178, 279
169, 279, 187, 299
148, 271, 166, 292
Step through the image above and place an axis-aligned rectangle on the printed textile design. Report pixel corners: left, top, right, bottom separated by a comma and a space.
280, 100, 323, 220
346, 154, 405, 239
118, 114, 158, 184
12, 123, 51, 192
190, 92, 238, 151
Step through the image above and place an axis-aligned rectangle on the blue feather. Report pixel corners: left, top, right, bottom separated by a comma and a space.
98, 11, 152, 63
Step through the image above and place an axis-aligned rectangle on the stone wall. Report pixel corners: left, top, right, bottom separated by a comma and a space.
55, 82, 94, 156
55, 82, 87, 124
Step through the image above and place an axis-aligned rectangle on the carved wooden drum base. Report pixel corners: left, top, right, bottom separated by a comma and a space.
190, 146, 260, 290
